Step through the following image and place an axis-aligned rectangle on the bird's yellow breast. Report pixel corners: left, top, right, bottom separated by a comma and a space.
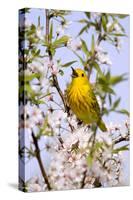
67, 80, 98, 124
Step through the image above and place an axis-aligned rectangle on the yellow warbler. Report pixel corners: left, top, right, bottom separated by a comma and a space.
66, 67, 107, 132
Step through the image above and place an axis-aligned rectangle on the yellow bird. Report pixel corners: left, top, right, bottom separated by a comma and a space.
66, 67, 107, 132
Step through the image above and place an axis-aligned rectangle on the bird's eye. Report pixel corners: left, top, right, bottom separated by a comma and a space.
82, 73, 84, 77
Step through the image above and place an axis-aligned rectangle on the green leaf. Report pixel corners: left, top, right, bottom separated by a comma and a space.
113, 145, 129, 154
85, 12, 91, 19
98, 75, 107, 85
115, 14, 129, 19
108, 94, 112, 106
31, 49, 41, 58
33, 99, 45, 105
93, 62, 103, 75
102, 107, 109, 115
112, 98, 121, 110
117, 20, 126, 33
61, 60, 77, 67
94, 142, 103, 150
24, 73, 41, 82
110, 74, 127, 85
107, 20, 118, 32
81, 39, 89, 56
42, 40, 48, 46
86, 154, 93, 167
109, 33, 127, 37
115, 109, 130, 116
101, 85, 115, 95
102, 15, 107, 31
24, 49, 29, 55
78, 19, 88, 24
30, 24, 36, 33
106, 70, 111, 80
72, 50, 85, 65
25, 83, 34, 94
49, 22, 53, 42
78, 25, 89, 36
91, 35, 95, 55
53, 35, 69, 48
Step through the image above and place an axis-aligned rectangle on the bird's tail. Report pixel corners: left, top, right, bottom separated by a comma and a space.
98, 120, 107, 132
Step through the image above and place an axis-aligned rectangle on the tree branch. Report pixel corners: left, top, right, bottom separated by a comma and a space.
45, 9, 69, 113
114, 134, 129, 145
31, 132, 52, 190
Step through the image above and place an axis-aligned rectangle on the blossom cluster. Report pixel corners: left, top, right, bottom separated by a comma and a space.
47, 120, 129, 190
24, 117, 129, 191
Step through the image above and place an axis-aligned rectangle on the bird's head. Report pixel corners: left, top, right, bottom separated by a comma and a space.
71, 67, 88, 84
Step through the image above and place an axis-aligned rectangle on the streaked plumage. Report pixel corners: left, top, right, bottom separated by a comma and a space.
66, 68, 107, 132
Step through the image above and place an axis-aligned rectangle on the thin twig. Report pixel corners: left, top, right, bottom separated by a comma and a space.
52, 99, 64, 110
90, 125, 98, 155
52, 74, 68, 112
80, 169, 87, 188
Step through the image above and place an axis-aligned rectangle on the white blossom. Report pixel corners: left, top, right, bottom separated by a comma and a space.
30, 78, 40, 93
40, 78, 50, 93
91, 12, 101, 19
56, 26, 65, 36
95, 45, 112, 65
47, 110, 67, 135
25, 18, 32, 28
47, 120, 129, 190
62, 20, 72, 29
107, 21, 122, 34
96, 95, 102, 109
43, 136, 59, 153
114, 23, 122, 33
24, 68, 32, 76
36, 26, 44, 40
55, 20, 72, 37
67, 38, 82, 51
19, 103, 44, 137
28, 61, 46, 75
67, 114, 78, 129
27, 176, 47, 192
63, 127, 92, 150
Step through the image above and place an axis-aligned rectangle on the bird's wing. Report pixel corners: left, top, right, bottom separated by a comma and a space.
89, 89, 101, 117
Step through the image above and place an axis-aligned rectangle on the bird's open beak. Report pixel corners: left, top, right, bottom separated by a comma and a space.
71, 67, 78, 78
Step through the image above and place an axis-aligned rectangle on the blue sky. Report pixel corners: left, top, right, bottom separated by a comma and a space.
20, 8, 130, 181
